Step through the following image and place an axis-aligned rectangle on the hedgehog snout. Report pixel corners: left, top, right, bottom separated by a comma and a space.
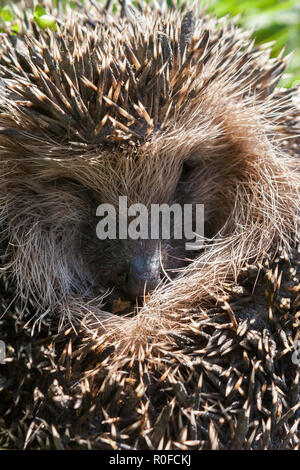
123, 252, 161, 300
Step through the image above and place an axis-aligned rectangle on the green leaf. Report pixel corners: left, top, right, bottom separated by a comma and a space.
34, 5, 48, 18
34, 5, 57, 31
11, 24, 20, 33
0, 5, 14, 22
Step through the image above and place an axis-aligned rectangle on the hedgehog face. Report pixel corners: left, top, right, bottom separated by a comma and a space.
74, 141, 233, 303
67, 151, 203, 303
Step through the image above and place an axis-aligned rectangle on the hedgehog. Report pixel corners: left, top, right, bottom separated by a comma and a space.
0, 0, 299, 450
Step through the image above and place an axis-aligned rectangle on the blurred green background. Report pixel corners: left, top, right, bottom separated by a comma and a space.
0, 0, 299, 87
206, 0, 300, 87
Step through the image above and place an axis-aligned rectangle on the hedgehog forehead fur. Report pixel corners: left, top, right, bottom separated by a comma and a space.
0, 5, 300, 349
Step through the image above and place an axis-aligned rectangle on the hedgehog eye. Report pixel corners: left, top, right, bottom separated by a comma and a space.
180, 161, 194, 181
119, 271, 129, 284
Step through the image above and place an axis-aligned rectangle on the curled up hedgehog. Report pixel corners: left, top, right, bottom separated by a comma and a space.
0, 0, 299, 450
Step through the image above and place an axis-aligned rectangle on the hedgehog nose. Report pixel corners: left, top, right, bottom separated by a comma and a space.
125, 254, 161, 300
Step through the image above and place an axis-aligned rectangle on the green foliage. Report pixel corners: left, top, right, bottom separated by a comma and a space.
205, 0, 300, 87
0, 4, 19, 33
0, 4, 13, 21
34, 5, 57, 30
